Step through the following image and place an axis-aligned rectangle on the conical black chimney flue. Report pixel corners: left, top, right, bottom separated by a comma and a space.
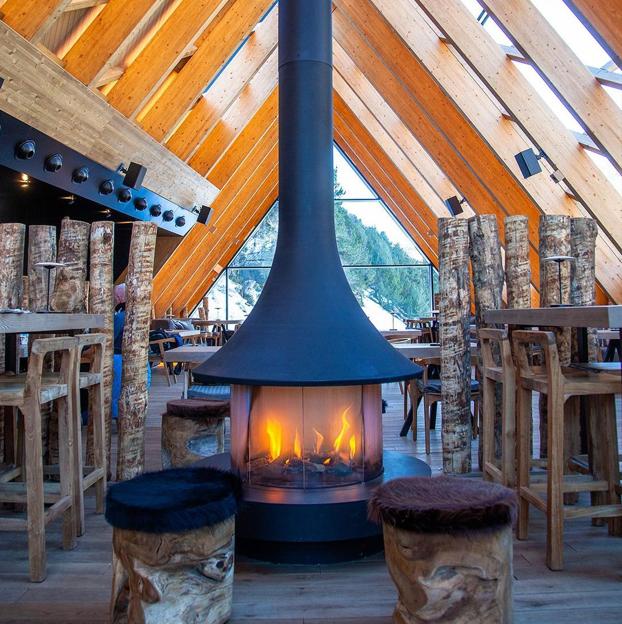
193, 0, 421, 386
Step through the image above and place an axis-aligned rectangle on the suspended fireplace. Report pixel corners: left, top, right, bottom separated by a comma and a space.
194, 0, 428, 563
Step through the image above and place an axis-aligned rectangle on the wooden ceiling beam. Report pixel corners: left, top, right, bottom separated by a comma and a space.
1, 0, 71, 42
563, 0, 622, 68
62, 0, 163, 86
139, 0, 274, 142
481, 0, 622, 174
413, 0, 622, 302
105, 0, 223, 118
0, 21, 218, 209
65, 0, 108, 11
165, 6, 278, 162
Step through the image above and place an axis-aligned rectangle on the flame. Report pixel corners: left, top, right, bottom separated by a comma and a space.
313, 428, 324, 455
333, 407, 351, 454
266, 418, 282, 461
349, 435, 356, 460
323, 457, 331, 465
293, 428, 302, 459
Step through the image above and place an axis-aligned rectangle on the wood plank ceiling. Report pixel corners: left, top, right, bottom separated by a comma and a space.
1, 0, 621, 314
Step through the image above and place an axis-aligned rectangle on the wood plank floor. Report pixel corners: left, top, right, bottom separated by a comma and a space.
0, 366, 620, 623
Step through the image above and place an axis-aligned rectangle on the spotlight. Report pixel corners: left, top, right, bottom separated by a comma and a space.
134, 197, 147, 211
175, 216, 186, 227
443, 196, 467, 216
150, 204, 162, 217
72, 167, 89, 183
117, 161, 147, 189
99, 179, 114, 195
196, 205, 212, 225
162, 210, 174, 222
118, 188, 132, 203
515, 148, 543, 179
44, 153, 63, 172
15, 139, 36, 160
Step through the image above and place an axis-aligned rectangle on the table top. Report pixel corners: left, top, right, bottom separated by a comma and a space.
597, 329, 621, 341
166, 329, 201, 338
380, 329, 423, 339
190, 319, 243, 326
483, 305, 622, 329
0, 312, 105, 334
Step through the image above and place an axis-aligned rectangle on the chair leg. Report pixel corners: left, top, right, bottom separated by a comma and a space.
409, 383, 419, 441
56, 395, 77, 552
424, 397, 431, 455
71, 370, 85, 537
403, 381, 408, 422
516, 386, 532, 541
546, 387, 565, 571
22, 403, 46, 582
217, 419, 225, 454
482, 378, 495, 482
502, 377, 516, 488
91, 382, 107, 515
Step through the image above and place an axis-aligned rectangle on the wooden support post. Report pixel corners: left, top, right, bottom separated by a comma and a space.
116, 222, 157, 481
539, 215, 572, 459
87, 222, 115, 474
469, 215, 504, 466
571, 218, 598, 361
202, 296, 209, 319
504, 216, 531, 309
50, 218, 90, 313
439, 218, 472, 474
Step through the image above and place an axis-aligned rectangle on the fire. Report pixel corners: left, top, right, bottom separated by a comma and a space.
293, 428, 302, 459
349, 435, 356, 460
266, 418, 282, 461
313, 428, 324, 455
332, 407, 353, 454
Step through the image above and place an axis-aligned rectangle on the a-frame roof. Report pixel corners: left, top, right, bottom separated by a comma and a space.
1, 0, 620, 315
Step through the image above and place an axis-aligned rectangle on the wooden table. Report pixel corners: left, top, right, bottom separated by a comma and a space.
483, 305, 622, 329
0, 313, 105, 334
380, 329, 422, 341
166, 329, 201, 344
191, 319, 243, 327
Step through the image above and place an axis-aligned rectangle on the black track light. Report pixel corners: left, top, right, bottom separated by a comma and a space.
443, 196, 467, 216
134, 197, 147, 211
150, 204, 162, 217
118, 188, 132, 203
515, 148, 544, 179
72, 167, 89, 184
15, 139, 36, 160
44, 153, 63, 172
175, 216, 186, 227
162, 210, 174, 222
99, 179, 114, 195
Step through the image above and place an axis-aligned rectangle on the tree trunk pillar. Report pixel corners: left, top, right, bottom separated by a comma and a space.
116, 222, 157, 481
439, 218, 472, 474
504, 216, 531, 309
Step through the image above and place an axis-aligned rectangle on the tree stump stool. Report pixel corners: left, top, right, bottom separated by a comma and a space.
369, 476, 516, 624
106, 467, 241, 624
162, 399, 229, 468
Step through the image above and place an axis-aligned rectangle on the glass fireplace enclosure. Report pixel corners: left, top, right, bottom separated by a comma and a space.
231, 385, 383, 489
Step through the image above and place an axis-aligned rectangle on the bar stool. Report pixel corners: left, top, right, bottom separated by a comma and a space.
513, 330, 622, 570
479, 328, 516, 487
0, 337, 77, 581
72, 333, 107, 537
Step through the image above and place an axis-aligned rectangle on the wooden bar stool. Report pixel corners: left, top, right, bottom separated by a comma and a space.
0, 337, 77, 582
72, 333, 107, 537
479, 328, 517, 487
513, 330, 622, 570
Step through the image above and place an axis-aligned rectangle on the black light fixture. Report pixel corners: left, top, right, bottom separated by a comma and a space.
72, 166, 89, 183
515, 148, 544, 179
15, 139, 36, 160
196, 205, 212, 225
134, 197, 147, 211
44, 153, 63, 172
175, 215, 186, 227
162, 210, 174, 222
150, 204, 162, 217
118, 188, 132, 203
444, 195, 467, 216
99, 179, 114, 195
117, 161, 147, 189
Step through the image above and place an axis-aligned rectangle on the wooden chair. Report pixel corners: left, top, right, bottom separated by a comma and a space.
513, 330, 622, 570
71, 334, 107, 537
419, 356, 480, 455
148, 337, 178, 386
0, 337, 78, 582
479, 328, 516, 487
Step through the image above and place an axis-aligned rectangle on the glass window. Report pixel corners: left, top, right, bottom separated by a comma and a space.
334, 147, 376, 200
230, 203, 278, 267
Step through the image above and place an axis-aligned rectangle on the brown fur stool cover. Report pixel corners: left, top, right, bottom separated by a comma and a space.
162, 399, 229, 468
370, 476, 516, 624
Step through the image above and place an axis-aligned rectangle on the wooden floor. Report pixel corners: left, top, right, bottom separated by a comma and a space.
0, 367, 621, 623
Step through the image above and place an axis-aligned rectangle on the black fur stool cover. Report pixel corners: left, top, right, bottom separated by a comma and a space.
161, 399, 229, 468
370, 476, 516, 624
106, 467, 241, 624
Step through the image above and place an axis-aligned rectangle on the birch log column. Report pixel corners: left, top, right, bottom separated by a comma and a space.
87, 222, 115, 472
0, 224, 26, 465
539, 215, 572, 458
439, 218, 472, 474
117, 222, 157, 481
571, 218, 598, 361
504, 216, 531, 309
469, 216, 504, 465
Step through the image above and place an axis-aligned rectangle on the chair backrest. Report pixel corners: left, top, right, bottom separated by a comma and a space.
76, 333, 107, 375
511, 330, 560, 390
26, 337, 78, 402
478, 328, 514, 377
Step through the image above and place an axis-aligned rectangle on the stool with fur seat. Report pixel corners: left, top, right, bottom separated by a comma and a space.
106, 467, 241, 624
161, 399, 229, 468
369, 476, 516, 624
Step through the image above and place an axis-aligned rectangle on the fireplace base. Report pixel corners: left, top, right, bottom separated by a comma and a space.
200, 450, 430, 564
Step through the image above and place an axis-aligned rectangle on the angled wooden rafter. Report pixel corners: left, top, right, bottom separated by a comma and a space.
0, 0, 71, 42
